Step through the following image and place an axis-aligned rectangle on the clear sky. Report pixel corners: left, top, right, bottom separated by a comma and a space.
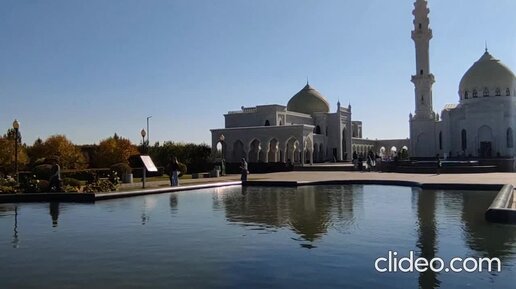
1, 0, 515, 146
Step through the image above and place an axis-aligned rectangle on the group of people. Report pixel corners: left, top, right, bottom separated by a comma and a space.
352, 151, 379, 172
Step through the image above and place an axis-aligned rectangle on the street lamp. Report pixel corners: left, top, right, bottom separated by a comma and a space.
12, 119, 20, 184
140, 128, 147, 188
146, 116, 152, 147
140, 129, 147, 153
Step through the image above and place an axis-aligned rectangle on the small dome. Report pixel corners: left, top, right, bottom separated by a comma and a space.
287, 84, 330, 115
459, 51, 516, 100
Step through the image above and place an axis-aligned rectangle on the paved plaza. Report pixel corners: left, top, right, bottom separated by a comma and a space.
120, 171, 516, 209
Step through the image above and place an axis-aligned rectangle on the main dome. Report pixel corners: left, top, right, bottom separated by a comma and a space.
287, 84, 330, 115
459, 51, 516, 99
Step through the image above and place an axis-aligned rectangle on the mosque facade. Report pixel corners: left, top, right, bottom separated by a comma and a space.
409, 0, 516, 159
210, 83, 407, 164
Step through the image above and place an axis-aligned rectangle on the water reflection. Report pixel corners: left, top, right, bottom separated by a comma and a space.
12, 206, 19, 248
49, 202, 60, 227
413, 188, 440, 289
461, 192, 516, 260
220, 185, 357, 244
170, 194, 178, 214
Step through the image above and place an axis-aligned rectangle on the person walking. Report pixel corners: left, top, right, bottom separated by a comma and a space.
49, 158, 62, 192
240, 158, 248, 182
436, 154, 442, 175
168, 156, 180, 186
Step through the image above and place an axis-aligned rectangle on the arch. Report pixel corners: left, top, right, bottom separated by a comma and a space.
267, 138, 279, 162
304, 137, 314, 164
315, 125, 321, 134
507, 128, 514, 148
472, 89, 478, 98
285, 137, 300, 164
495, 88, 501, 96
248, 139, 261, 163
464, 91, 469, 99
390, 146, 397, 157
379, 147, 386, 158
483, 87, 489, 97
478, 125, 493, 158
478, 125, 493, 142
461, 129, 467, 151
264, 120, 270, 126
232, 140, 245, 162
506, 88, 511, 96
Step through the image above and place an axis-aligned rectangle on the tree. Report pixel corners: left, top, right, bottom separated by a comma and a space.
95, 134, 139, 168
27, 135, 87, 169
0, 136, 29, 174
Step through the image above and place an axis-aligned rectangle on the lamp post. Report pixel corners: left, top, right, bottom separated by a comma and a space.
140, 129, 147, 188
146, 116, 152, 147
12, 119, 20, 184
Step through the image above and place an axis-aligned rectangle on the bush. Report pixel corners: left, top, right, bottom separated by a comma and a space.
62, 177, 81, 187
110, 163, 132, 176
0, 176, 17, 194
33, 164, 52, 180
82, 171, 120, 193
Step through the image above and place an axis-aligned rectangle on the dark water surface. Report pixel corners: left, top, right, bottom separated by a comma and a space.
1, 185, 515, 289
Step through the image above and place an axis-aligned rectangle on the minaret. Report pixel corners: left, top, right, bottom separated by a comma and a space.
411, 0, 435, 119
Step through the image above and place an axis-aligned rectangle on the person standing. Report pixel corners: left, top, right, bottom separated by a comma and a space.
436, 154, 442, 175
240, 158, 248, 182
168, 156, 179, 186
49, 158, 62, 192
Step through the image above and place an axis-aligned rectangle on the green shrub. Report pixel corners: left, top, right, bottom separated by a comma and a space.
33, 164, 52, 180
0, 176, 17, 194
110, 163, 132, 176
82, 171, 120, 193
62, 177, 81, 187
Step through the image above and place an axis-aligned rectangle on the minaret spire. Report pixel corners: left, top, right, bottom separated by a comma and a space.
411, 0, 435, 120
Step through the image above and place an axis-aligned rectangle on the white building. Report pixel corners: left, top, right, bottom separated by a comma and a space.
211, 82, 408, 164
409, 0, 516, 159
211, 83, 354, 164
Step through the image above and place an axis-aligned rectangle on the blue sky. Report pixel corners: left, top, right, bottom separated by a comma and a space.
1, 0, 515, 145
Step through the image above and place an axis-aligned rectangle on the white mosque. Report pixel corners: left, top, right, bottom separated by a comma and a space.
409, 0, 515, 159
211, 0, 515, 165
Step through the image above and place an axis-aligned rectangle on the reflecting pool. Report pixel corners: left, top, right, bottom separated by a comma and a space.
1, 185, 515, 289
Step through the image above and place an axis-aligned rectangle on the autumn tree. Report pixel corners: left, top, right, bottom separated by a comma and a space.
0, 130, 29, 174
27, 135, 87, 169
95, 134, 139, 168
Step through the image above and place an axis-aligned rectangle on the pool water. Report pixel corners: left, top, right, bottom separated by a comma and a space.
0, 185, 515, 289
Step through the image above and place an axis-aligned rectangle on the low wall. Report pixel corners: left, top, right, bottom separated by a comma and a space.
485, 184, 516, 224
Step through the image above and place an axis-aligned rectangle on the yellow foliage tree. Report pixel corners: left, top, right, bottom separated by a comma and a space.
96, 134, 139, 168
0, 137, 29, 174
29, 135, 87, 169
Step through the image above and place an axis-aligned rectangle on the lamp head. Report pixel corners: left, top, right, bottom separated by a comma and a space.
141, 129, 146, 138
12, 119, 20, 130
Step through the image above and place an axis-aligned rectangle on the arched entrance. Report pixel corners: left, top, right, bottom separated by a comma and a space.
232, 140, 245, 162
478, 125, 493, 158
267, 138, 279, 162
248, 139, 261, 162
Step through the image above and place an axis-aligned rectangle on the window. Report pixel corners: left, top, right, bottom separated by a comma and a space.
264, 120, 270, 126
418, 23, 422, 29
315, 125, 321, 134
439, 131, 442, 150
507, 88, 511, 96
461, 129, 467, 151
508, 128, 514, 148
420, 69, 423, 75
483, 87, 489, 97
472, 89, 478, 98
495, 88, 501, 96
464, 91, 469, 99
